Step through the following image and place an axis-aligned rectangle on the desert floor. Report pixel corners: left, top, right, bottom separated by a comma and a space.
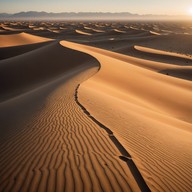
0, 20, 192, 192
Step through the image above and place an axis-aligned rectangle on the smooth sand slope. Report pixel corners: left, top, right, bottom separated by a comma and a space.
75, 30, 92, 36
117, 46, 192, 81
0, 34, 142, 192
62, 40, 192, 192
134, 45, 191, 60
0, 41, 52, 60
0, 32, 52, 47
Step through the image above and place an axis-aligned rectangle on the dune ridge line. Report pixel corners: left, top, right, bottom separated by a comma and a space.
60, 40, 150, 190
61, 39, 192, 191
74, 80, 151, 191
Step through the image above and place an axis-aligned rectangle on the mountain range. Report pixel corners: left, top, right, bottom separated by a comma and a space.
0, 11, 189, 20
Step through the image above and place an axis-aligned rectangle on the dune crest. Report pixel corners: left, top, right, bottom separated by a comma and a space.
0, 32, 52, 47
75, 30, 92, 36
134, 45, 192, 60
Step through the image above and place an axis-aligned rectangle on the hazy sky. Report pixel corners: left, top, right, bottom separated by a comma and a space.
0, 0, 192, 15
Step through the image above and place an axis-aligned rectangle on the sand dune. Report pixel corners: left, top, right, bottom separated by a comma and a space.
75, 30, 92, 36
2, 26, 26, 32
84, 26, 92, 30
0, 32, 52, 47
62, 41, 192, 122
118, 46, 192, 66
149, 31, 161, 35
113, 29, 126, 33
91, 29, 105, 33
0, 41, 99, 101
2, 63, 138, 191
72, 40, 192, 80
62, 40, 192, 192
0, 32, 142, 192
134, 45, 192, 60
138, 34, 192, 55
0, 41, 51, 60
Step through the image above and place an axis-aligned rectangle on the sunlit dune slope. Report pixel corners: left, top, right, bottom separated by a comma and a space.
61, 40, 192, 192
0, 32, 52, 47
134, 45, 192, 60
61, 41, 192, 123
75, 30, 92, 36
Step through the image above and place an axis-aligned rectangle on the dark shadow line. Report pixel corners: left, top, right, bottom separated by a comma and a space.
74, 84, 151, 192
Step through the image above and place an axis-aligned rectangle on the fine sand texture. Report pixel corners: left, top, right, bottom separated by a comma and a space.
61, 36, 192, 192
0, 21, 192, 192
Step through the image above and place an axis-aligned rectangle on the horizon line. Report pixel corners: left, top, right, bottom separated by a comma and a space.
1, 11, 191, 17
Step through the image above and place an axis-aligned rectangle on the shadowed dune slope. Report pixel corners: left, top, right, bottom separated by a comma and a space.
83, 33, 192, 56
133, 34, 192, 56
0, 32, 52, 47
134, 45, 192, 60
118, 46, 192, 80
0, 41, 52, 60
65, 39, 192, 80
0, 41, 99, 101
122, 45, 192, 66
61, 40, 192, 192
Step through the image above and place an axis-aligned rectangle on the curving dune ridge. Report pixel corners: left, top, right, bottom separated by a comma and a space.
62, 40, 192, 192
0, 32, 52, 47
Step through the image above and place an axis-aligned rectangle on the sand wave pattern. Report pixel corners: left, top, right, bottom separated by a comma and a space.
0, 68, 134, 192
0, 38, 144, 191
75, 84, 150, 192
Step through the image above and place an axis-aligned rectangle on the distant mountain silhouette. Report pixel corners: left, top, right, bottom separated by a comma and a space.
0, 11, 189, 20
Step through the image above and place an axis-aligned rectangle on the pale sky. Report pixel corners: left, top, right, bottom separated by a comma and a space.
0, 0, 192, 15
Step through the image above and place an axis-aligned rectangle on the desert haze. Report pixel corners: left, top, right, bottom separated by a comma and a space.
0, 11, 191, 20
0, 20, 192, 192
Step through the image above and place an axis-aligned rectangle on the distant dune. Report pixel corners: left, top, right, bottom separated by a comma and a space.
0, 20, 192, 192
0, 32, 52, 47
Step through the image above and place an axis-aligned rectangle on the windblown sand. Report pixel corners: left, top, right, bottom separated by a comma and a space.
0, 21, 192, 192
